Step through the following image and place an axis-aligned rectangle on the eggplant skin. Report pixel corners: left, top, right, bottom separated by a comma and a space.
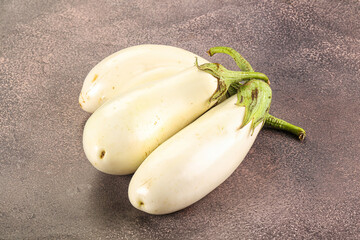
83, 67, 218, 175
79, 44, 209, 113
128, 95, 262, 215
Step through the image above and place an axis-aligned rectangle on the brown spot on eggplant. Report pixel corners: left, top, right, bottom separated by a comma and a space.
99, 150, 105, 159
140, 178, 153, 188
92, 74, 98, 83
79, 92, 86, 103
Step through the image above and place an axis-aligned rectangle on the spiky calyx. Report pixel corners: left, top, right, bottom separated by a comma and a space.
236, 80, 272, 134
195, 58, 269, 103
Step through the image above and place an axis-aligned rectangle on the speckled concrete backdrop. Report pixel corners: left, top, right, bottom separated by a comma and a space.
1, 0, 360, 239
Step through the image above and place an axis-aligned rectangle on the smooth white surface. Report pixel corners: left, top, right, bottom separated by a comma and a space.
83, 67, 218, 175
128, 95, 263, 215
79, 44, 208, 113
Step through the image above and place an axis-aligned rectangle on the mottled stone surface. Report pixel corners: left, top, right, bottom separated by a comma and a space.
1, 0, 359, 239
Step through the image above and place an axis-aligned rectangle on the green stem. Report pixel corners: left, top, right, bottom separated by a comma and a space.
222, 70, 269, 84
265, 114, 306, 141
207, 46, 254, 72
196, 60, 269, 84
206, 47, 271, 97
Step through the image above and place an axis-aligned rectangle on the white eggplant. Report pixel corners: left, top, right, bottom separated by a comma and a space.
82, 54, 269, 175
127, 46, 306, 214
128, 79, 272, 215
81, 45, 306, 214
79, 44, 209, 113
83, 67, 217, 175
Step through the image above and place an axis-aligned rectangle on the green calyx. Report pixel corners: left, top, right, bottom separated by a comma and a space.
195, 58, 269, 103
196, 46, 306, 140
236, 79, 272, 134
206, 46, 259, 98
197, 46, 271, 134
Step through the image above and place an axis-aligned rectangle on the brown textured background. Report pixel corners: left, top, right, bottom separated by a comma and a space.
1, 0, 360, 239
